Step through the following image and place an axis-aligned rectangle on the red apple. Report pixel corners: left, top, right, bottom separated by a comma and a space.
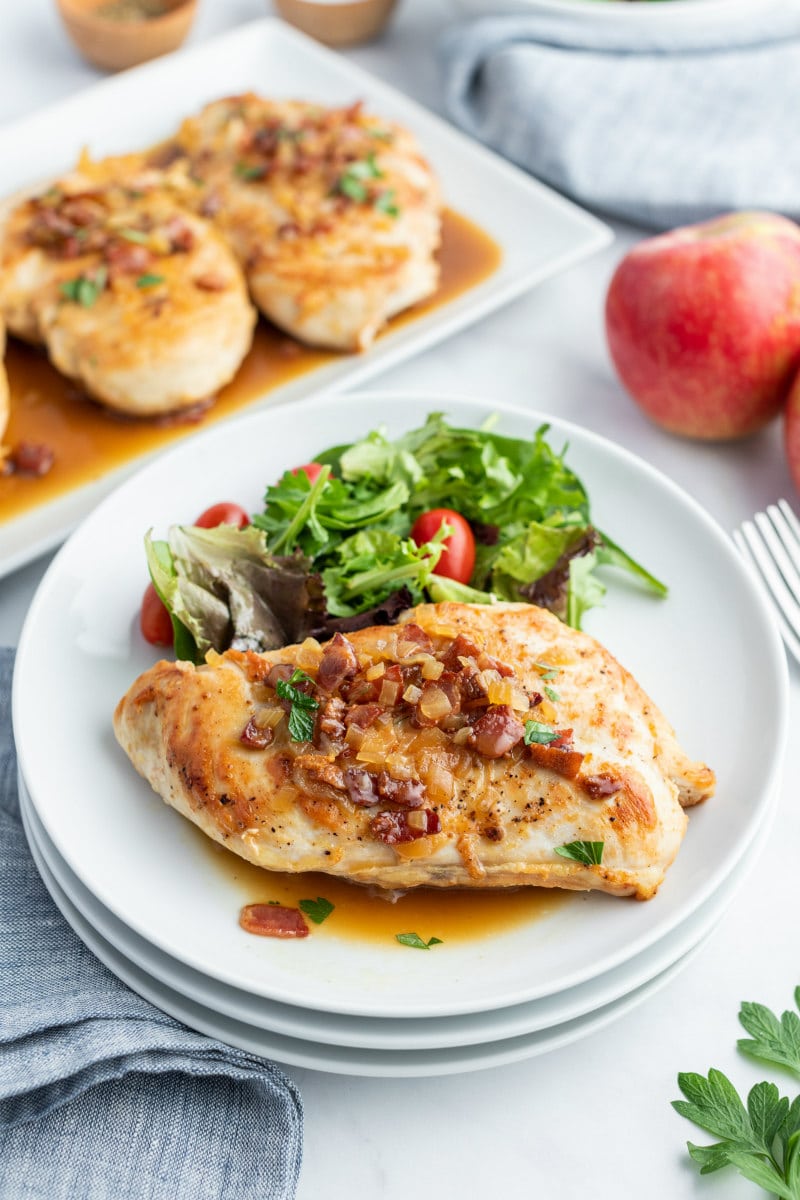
605, 212, 800, 440
784, 368, 800, 492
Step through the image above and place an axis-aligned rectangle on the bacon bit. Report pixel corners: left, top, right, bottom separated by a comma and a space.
344, 767, 379, 807
147, 141, 186, 169
7, 442, 55, 476
396, 623, 433, 654
317, 695, 346, 744
371, 808, 440, 845
240, 717, 274, 750
345, 703, 382, 731
317, 633, 358, 694
165, 215, 195, 253
193, 272, 228, 292
265, 663, 295, 691
239, 903, 309, 939
377, 773, 426, 809
106, 240, 153, 278
277, 222, 301, 240
582, 773, 624, 799
199, 191, 223, 219
295, 754, 346, 793
442, 634, 482, 671
469, 706, 525, 758
527, 741, 585, 780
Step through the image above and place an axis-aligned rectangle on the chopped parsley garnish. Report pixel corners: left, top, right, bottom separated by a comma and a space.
275, 668, 319, 742
395, 932, 443, 950
120, 228, 150, 244
374, 189, 400, 218
535, 662, 560, 681
524, 720, 559, 746
368, 129, 394, 143
234, 162, 267, 181
544, 685, 560, 703
555, 840, 604, 866
60, 265, 108, 309
299, 896, 334, 925
136, 273, 165, 289
336, 152, 383, 203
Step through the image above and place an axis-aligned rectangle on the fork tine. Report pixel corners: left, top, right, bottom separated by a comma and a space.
755, 510, 800, 606
734, 525, 800, 664
778, 498, 800, 544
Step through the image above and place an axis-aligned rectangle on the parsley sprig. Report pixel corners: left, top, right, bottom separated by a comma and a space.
396, 932, 443, 950
275, 668, 319, 742
554, 840, 604, 866
674, 986, 800, 1197
299, 896, 334, 925
60, 265, 108, 308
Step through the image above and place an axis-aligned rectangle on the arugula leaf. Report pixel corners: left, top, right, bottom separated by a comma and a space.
275, 669, 319, 742
298, 897, 334, 925
738, 991, 800, 1076
524, 720, 559, 745
321, 526, 447, 618
554, 841, 604, 865
395, 932, 443, 950
597, 530, 668, 598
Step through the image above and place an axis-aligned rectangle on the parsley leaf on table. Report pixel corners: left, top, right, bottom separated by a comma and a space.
674, 986, 800, 1198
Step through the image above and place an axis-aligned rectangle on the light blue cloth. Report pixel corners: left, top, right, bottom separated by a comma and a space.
441, 6, 800, 228
0, 648, 303, 1200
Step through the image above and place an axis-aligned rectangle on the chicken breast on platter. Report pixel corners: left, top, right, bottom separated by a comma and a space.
178, 95, 442, 351
114, 603, 715, 901
0, 177, 256, 416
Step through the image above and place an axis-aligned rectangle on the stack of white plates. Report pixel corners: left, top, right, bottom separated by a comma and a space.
13, 393, 788, 1077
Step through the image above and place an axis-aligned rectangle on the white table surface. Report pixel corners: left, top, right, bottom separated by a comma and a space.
2, 2, 797, 1198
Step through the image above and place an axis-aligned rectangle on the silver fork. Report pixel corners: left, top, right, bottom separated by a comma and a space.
733, 498, 800, 666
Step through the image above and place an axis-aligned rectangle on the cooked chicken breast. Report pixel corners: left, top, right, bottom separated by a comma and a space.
114, 603, 714, 901
0, 176, 256, 416
178, 95, 442, 351
0, 317, 8, 444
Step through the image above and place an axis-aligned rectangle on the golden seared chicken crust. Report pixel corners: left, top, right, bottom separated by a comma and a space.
177, 95, 442, 351
0, 173, 255, 416
114, 603, 714, 901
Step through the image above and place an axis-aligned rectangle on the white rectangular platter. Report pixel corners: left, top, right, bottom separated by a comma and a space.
0, 17, 610, 577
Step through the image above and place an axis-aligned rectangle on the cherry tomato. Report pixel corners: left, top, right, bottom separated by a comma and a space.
140, 582, 174, 647
411, 508, 476, 585
195, 502, 250, 529
291, 462, 324, 484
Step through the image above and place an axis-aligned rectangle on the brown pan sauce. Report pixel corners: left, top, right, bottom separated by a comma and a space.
192, 827, 570, 947
0, 209, 501, 525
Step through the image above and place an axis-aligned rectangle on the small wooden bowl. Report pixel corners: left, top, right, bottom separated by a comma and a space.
274, 0, 397, 47
55, 0, 197, 72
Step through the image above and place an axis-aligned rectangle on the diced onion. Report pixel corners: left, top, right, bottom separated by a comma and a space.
296, 638, 322, 670
406, 810, 428, 832
452, 726, 473, 745
258, 705, 286, 729
487, 680, 514, 706
365, 662, 386, 681
418, 686, 453, 721
403, 684, 423, 704
420, 656, 445, 680
380, 680, 401, 707
345, 724, 365, 750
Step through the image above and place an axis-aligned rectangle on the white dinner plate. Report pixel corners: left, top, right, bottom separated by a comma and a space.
0, 16, 610, 579
13, 390, 788, 1018
22, 795, 706, 1077
19, 771, 773, 1051
452, 0, 776, 23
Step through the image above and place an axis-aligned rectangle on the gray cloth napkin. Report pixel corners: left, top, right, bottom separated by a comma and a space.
441, 6, 800, 229
0, 647, 303, 1200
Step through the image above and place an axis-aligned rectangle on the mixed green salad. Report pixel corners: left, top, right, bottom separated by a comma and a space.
144, 413, 666, 662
